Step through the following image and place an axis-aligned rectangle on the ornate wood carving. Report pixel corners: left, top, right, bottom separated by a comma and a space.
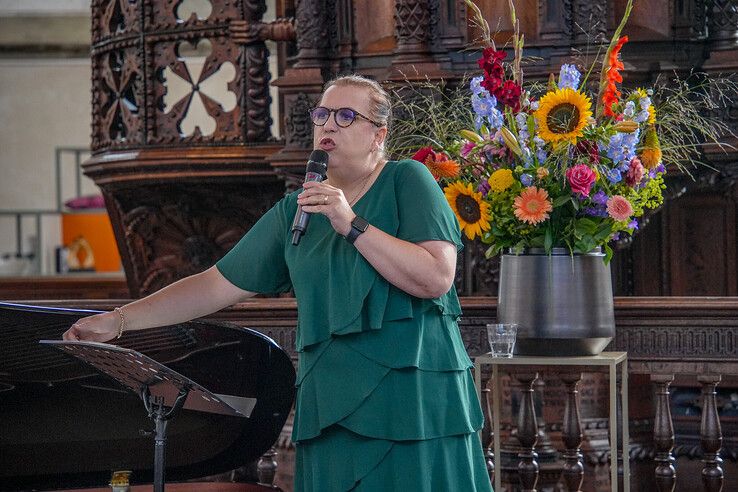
106, 180, 283, 296
285, 92, 315, 149
538, 0, 569, 44
86, 1, 304, 295
92, 47, 144, 151
707, 0, 738, 51
390, 0, 452, 77
570, 0, 608, 44
673, 0, 709, 40
294, 0, 338, 68
244, 43, 273, 142
91, 0, 280, 152
394, 0, 431, 56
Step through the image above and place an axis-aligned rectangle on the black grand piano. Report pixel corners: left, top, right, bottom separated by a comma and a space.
0, 302, 296, 491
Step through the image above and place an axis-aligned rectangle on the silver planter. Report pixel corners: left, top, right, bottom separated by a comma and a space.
497, 248, 615, 356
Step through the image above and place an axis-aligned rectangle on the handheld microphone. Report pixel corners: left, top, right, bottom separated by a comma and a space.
291, 150, 329, 245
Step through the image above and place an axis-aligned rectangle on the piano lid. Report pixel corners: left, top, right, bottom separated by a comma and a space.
0, 302, 296, 491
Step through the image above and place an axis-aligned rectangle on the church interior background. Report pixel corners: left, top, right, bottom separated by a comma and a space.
1, 1, 738, 491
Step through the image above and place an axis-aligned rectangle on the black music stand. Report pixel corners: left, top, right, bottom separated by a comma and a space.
40, 340, 257, 492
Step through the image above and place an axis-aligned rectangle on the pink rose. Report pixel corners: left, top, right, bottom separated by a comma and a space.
565, 164, 597, 196
607, 195, 634, 221
625, 157, 644, 187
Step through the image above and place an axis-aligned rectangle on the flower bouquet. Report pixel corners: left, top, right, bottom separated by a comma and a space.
391, 0, 736, 263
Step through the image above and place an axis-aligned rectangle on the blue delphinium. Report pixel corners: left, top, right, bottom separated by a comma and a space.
633, 96, 652, 123
558, 64, 581, 90
606, 130, 640, 167
607, 168, 623, 184
470, 76, 504, 130
470, 76, 486, 96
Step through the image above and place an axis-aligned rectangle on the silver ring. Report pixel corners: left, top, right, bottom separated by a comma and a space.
323, 195, 328, 204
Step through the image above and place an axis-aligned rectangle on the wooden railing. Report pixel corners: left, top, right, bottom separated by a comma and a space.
14, 296, 738, 491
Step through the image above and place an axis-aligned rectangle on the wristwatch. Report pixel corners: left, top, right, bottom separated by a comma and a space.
344, 216, 369, 244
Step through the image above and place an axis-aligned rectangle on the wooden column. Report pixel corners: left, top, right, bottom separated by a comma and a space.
652, 374, 676, 492
561, 372, 584, 492
388, 0, 450, 80
699, 375, 724, 492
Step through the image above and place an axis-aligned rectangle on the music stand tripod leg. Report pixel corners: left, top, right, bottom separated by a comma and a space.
141, 386, 190, 492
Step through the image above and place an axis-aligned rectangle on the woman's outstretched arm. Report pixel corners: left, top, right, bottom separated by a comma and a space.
62, 265, 256, 342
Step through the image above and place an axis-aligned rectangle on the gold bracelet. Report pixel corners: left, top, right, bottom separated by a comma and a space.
113, 306, 125, 339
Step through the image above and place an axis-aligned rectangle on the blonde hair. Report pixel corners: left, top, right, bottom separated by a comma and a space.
323, 75, 392, 130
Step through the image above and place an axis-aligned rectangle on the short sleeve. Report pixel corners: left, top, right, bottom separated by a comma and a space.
395, 159, 463, 252
215, 196, 293, 294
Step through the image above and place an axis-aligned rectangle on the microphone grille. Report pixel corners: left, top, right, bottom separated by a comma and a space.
307, 150, 329, 176
308, 149, 329, 163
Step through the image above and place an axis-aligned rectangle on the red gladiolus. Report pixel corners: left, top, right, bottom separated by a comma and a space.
603, 36, 628, 117
496, 80, 522, 112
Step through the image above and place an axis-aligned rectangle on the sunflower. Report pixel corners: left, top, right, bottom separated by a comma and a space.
534, 88, 593, 145
444, 181, 492, 240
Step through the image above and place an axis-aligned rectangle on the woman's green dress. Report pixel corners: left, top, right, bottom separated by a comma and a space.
216, 159, 493, 491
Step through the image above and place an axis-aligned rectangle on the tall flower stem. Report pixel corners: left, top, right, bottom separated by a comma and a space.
465, 0, 494, 49
507, 0, 523, 88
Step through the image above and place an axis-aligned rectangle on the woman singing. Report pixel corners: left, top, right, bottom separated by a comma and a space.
64, 74, 493, 492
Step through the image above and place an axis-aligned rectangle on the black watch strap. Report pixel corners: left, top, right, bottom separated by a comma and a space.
345, 216, 369, 244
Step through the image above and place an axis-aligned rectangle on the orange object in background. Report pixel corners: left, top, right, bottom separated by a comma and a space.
61, 212, 121, 272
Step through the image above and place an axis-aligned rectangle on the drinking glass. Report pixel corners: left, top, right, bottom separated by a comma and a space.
486, 323, 517, 357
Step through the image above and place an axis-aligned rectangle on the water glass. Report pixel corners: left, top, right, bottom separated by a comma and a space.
486, 323, 517, 357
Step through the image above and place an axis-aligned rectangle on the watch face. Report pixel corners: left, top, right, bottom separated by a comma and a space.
352, 216, 369, 232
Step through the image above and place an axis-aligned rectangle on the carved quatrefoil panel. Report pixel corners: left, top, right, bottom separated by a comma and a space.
152, 36, 242, 144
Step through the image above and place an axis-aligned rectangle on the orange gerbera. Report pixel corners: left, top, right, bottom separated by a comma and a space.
424, 156, 461, 180
513, 187, 553, 225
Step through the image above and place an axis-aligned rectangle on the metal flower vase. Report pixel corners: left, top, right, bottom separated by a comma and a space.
496, 248, 615, 356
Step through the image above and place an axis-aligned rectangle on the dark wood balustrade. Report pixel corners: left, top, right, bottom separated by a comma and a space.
7, 296, 738, 491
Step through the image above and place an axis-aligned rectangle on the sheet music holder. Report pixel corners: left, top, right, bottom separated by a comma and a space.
40, 340, 257, 492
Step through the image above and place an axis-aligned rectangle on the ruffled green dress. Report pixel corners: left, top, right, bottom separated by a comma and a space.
216, 159, 493, 492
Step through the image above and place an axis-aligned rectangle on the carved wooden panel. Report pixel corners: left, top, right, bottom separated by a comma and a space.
92, 46, 145, 150
106, 181, 284, 296
667, 191, 737, 296
90, 0, 276, 152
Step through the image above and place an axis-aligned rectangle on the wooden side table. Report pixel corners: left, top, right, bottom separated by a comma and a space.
473, 351, 629, 492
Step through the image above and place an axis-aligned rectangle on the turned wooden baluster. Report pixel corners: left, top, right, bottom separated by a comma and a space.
652, 374, 676, 492
698, 375, 723, 492
561, 372, 584, 492
516, 372, 540, 492
481, 386, 495, 481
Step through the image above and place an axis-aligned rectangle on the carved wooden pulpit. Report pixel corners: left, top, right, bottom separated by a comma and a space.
84, 0, 295, 297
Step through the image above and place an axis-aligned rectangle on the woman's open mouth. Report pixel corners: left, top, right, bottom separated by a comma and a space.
319, 137, 336, 151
